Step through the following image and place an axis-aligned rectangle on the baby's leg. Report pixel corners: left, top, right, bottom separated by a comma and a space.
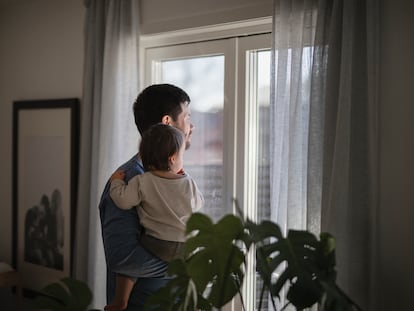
105, 274, 135, 311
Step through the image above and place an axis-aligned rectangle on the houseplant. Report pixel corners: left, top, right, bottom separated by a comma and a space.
32, 277, 100, 311
145, 212, 362, 311
31, 212, 362, 311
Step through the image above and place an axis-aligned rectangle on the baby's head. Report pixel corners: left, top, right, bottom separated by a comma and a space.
139, 123, 185, 173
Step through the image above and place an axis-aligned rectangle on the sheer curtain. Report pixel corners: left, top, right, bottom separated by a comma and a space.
270, 0, 318, 236
73, 0, 140, 308
270, 0, 379, 310
270, 1, 318, 309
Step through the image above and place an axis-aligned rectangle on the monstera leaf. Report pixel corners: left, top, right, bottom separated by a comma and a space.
184, 213, 246, 308
247, 219, 360, 310
32, 277, 99, 311
146, 212, 361, 311
249, 220, 330, 308
145, 213, 246, 311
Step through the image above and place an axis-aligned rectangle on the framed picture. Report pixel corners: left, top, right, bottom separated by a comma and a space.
12, 98, 79, 294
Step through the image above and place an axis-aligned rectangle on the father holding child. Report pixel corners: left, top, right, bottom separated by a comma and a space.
98, 84, 195, 310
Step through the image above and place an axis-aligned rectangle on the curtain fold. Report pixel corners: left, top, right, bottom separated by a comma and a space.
74, 0, 140, 308
270, 2, 318, 308
313, 0, 379, 309
271, 0, 379, 309
270, 0, 318, 237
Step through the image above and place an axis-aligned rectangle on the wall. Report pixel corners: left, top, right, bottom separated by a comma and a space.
378, 0, 414, 309
0, 0, 85, 265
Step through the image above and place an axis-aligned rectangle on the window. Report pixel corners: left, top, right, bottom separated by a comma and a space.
141, 23, 271, 310
159, 54, 226, 221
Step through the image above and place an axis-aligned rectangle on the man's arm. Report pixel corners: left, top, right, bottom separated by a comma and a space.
99, 178, 167, 278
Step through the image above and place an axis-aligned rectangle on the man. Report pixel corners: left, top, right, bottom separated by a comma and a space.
99, 84, 194, 310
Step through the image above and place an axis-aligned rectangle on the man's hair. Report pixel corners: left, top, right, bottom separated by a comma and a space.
133, 84, 191, 135
139, 123, 185, 171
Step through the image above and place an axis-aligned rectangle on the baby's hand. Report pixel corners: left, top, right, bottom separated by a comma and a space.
177, 168, 185, 175
110, 170, 126, 181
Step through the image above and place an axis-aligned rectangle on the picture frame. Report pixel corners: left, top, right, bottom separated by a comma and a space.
12, 98, 79, 295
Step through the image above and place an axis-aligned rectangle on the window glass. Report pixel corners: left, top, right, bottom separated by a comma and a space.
257, 50, 271, 223
161, 56, 226, 221
145, 33, 271, 310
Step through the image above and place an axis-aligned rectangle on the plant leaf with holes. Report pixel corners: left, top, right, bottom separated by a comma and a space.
32, 277, 94, 311
184, 213, 246, 308
252, 221, 323, 308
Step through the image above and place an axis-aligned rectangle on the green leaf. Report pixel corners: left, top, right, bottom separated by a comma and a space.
287, 275, 322, 309
43, 282, 73, 305
147, 213, 246, 310
186, 249, 215, 290
186, 215, 245, 307
186, 212, 213, 234
146, 212, 358, 311
246, 220, 283, 243
32, 277, 93, 311
270, 269, 291, 298
61, 277, 93, 310
255, 223, 325, 309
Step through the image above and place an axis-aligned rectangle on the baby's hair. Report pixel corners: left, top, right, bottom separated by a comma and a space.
139, 123, 185, 171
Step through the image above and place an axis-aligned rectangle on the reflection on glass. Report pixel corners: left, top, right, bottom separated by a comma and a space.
161, 56, 226, 221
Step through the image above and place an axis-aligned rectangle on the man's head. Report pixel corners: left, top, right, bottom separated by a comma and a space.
133, 84, 193, 149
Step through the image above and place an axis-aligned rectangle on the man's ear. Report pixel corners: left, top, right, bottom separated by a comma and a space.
161, 115, 171, 125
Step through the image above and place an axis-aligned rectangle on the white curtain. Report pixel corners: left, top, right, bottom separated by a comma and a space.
73, 0, 140, 308
270, 0, 318, 235
270, 0, 379, 310
270, 1, 318, 310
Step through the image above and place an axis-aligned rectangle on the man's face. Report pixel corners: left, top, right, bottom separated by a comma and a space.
170, 102, 193, 149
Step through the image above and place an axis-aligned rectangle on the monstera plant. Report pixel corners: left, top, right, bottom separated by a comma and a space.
145, 212, 363, 311
31, 212, 362, 311
32, 277, 100, 311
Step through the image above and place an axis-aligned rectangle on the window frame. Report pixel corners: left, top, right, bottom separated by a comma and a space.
140, 20, 272, 310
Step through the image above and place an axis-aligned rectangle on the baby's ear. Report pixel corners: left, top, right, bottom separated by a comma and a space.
169, 153, 176, 164
161, 115, 172, 125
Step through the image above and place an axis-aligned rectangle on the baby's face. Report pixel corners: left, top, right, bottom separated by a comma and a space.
170, 142, 186, 174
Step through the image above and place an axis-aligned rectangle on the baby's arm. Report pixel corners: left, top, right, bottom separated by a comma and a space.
110, 174, 141, 210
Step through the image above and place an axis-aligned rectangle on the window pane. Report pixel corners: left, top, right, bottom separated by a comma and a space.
160, 56, 227, 221
257, 50, 271, 223
248, 49, 271, 311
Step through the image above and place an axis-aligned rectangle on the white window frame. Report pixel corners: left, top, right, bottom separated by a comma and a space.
140, 19, 272, 311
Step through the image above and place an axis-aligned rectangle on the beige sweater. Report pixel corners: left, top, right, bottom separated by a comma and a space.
110, 172, 204, 242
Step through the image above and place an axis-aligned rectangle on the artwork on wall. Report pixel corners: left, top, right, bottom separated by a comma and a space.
12, 98, 79, 294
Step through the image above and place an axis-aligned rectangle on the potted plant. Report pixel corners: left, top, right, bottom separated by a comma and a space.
145, 212, 362, 311
31, 212, 362, 311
